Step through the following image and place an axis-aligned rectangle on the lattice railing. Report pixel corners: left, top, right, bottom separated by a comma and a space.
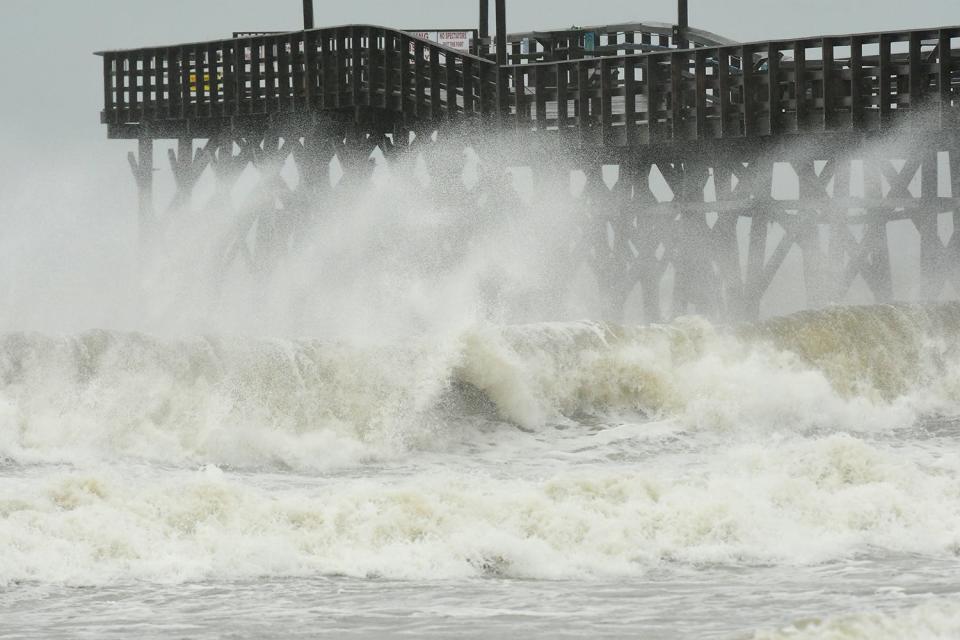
503, 27, 960, 145
100, 26, 498, 127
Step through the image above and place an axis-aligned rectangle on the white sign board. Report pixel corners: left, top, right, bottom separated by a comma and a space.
409, 30, 474, 52
437, 31, 473, 51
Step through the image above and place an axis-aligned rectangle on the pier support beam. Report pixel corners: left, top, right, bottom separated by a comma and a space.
495, 0, 508, 115
123, 123, 960, 324
127, 138, 155, 245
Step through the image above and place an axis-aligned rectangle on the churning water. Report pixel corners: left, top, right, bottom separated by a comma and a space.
2, 304, 960, 638
1, 140, 960, 639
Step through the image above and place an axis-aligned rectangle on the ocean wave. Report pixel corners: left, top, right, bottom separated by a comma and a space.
2, 431, 959, 585
458, 303, 960, 429
0, 303, 958, 467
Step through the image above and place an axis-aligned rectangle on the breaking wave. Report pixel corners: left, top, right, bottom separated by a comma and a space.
1, 303, 959, 468
2, 303, 960, 585
460, 302, 960, 429
3, 431, 960, 585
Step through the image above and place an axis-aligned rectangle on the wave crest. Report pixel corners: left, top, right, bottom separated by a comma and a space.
1, 303, 959, 467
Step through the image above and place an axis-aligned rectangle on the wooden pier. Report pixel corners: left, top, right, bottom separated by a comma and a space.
98, 1, 960, 321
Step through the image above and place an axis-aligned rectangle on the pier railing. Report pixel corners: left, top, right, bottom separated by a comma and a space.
504, 27, 960, 146
100, 24, 960, 145
490, 22, 735, 65
99, 25, 497, 134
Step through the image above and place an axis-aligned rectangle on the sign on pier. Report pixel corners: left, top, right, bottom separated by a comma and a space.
408, 30, 474, 52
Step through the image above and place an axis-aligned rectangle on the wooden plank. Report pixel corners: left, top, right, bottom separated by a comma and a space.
695, 49, 707, 138
742, 44, 756, 136
127, 53, 138, 118
557, 63, 569, 132
939, 30, 952, 128
478, 59, 499, 114
153, 50, 164, 116
822, 37, 834, 131
534, 64, 547, 128
577, 61, 590, 144
365, 27, 376, 108
165, 49, 175, 117
304, 30, 317, 109
447, 50, 459, 119
671, 52, 683, 140
624, 58, 636, 144
176, 48, 188, 119
336, 31, 346, 109
793, 42, 807, 132
352, 27, 362, 108
601, 59, 613, 143
909, 31, 923, 110
382, 30, 394, 110
287, 33, 299, 111
320, 32, 332, 109
193, 46, 203, 117
768, 43, 781, 135
462, 57, 474, 115
850, 36, 863, 129
228, 42, 241, 115
139, 52, 150, 117
251, 39, 262, 112
400, 35, 412, 116
208, 43, 220, 115
514, 67, 526, 128
879, 33, 891, 129
646, 55, 661, 143
102, 54, 114, 118
264, 39, 276, 111
430, 47, 442, 119
414, 41, 425, 118
237, 39, 249, 114
186, 47, 197, 116
718, 48, 730, 138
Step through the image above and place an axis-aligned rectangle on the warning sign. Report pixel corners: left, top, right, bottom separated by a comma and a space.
408, 30, 474, 52
437, 31, 473, 51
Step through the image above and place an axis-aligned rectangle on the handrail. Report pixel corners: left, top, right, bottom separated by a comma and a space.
479, 22, 736, 66
98, 22, 960, 146
100, 25, 498, 131
96, 24, 492, 62
501, 25, 960, 146
503, 21, 735, 47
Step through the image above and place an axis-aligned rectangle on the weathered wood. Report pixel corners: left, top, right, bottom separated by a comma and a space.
98, 23, 960, 147
128, 138, 155, 244
101, 19, 960, 322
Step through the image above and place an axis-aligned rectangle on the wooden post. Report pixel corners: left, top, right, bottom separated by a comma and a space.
127, 138, 155, 244
303, 0, 314, 30
479, 0, 489, 42
674, 0, 689, 49
495, 0, 508, 115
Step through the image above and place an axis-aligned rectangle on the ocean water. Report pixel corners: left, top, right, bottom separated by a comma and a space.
1, 303, 960, 638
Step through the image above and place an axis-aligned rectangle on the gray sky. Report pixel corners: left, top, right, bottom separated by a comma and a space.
1, 0, 958, 161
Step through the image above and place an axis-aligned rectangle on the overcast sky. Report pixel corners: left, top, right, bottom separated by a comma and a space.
1, 0, 957, 161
